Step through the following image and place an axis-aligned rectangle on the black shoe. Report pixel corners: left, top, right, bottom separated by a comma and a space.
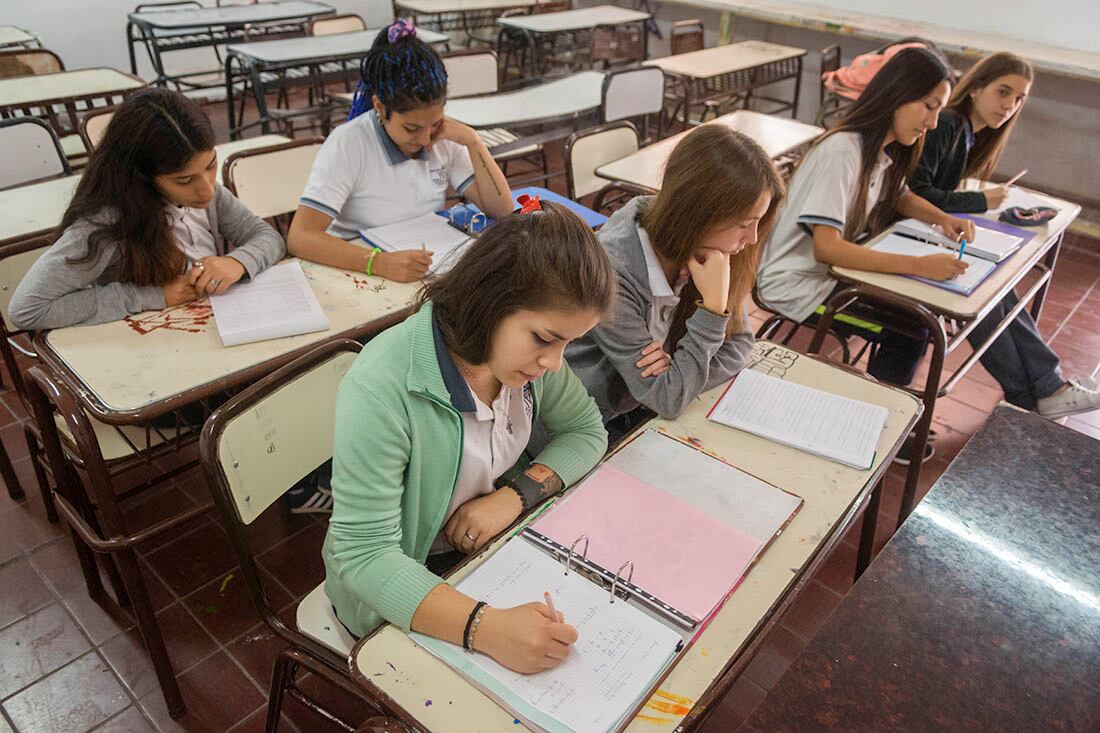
892, 433, 936, 466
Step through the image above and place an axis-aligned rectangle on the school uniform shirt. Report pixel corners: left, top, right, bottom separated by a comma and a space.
300, 110, 477, 239
638, 223, 688, 346
165, 204, 218, 264
910, 108, 988, 213
756, 131, 897, 323
429, 380, 534, 554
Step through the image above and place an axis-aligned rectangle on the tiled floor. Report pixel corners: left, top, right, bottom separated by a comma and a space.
1, 95, 1098, 732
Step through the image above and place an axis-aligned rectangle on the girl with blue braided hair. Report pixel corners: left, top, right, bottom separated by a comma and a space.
290, 19, 514, 282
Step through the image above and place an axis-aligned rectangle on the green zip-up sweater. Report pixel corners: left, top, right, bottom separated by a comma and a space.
323, 302, 608, 636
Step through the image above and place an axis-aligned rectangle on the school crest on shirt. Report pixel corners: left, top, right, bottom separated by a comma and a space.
430, 166, 449, 189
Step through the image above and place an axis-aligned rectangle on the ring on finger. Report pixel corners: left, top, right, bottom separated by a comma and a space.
209, 278, 222, 290
464, 531, 477, 543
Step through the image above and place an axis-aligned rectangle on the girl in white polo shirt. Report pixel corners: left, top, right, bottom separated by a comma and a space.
289, 19, 514, 282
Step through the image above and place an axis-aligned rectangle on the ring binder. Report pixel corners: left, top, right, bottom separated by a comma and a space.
610, 561, 634, 604
561, 535, 589, 575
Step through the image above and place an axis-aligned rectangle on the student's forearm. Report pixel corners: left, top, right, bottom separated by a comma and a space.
288, 225, 372, 272
410, 584, 478, 644
897, 192, 951, 224
812, 226, 921, 275
466, 138, 515, 219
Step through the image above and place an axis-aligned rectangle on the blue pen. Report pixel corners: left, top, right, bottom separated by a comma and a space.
957, 238, 967, 260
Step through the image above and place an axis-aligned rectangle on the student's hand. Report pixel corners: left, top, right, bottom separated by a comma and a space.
636, 340, 672, 378
687, 248, 732, 315
431, 117, 480, 149
914, 253, 969, 280
373, 250, 433, 282
983, 185, 1009, 210
188, 256, 247, 296
474, 603, 577, 674
444, 488, 523, 553
937, 215, 976, 244
163, 275, 201, 307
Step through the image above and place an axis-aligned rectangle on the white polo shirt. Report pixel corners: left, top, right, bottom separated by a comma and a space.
300, 110, 477, 239
756, 131, 897, 323
638, 224, 687, 346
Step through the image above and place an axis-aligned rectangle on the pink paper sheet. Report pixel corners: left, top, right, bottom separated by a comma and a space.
531, 465, 762, 621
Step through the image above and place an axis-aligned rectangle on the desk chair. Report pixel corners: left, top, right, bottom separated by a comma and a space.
308, 13, 366, 36
443, 50, 549, 183
590, 23, 646, 71
564, 121, 649, 213
78, 106, 116, 151
201, 339, 404, 731
0, 47, 64, 78
602, 65, 665, 142
0, 118, 71, 190
132, 1, 225, 92
670, 19, 703, 56
816, 44, 849, 127
222, 137, 323, 235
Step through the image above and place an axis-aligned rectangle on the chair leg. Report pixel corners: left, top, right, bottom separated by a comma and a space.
855, 478, 884, 580
24, 427, 57, 522
265, 649, 297, 733
0, 433, 23, 501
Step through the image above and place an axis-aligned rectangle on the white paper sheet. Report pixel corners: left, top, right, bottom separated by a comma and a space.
870, 233, 997, 294
208, 261, 329, 346
359, 212, 472, 274
893, 218, 1024, 262
707, 368, 888, 469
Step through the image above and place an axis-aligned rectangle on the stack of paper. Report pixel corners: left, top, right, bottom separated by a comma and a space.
893, 218, 1027, 262
870, 232, 997, 295
359, 212, 472, 274
209, 261, 329, 347
707, 368, 888, 469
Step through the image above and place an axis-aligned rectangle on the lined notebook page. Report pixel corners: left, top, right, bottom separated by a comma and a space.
893, 218, 1024, 261
209, 261, 329, 346
707, 368, 888, 469
413, 540, 681, 733
870, 233, 997, 294
359, 213, 471, 273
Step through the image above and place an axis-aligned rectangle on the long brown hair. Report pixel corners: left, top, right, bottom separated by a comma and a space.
947, 52, 1033, 181
639, 124, 784, 344
60, 88, 215, 286
812, 47, 951, 240
420, 202, 617, 364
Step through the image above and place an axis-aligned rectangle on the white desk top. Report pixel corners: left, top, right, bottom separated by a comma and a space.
0, 26, 36, 47
645, 40, 805, 79
497, 4, 650, 33
128, 0, 333, 29
351, 341, 920, 732
227, 28, 448, 63
398, 0, 538, 12
662, 0, 1100, 81
0, 68, 144, 108
446, 70, 606, 128
0, 136, 289, 246
597, 111, 821, 190
42, 260, 418, 417
832, 184, 1081, 319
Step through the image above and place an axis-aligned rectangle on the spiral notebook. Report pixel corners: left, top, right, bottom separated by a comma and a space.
208, 261, 329, 346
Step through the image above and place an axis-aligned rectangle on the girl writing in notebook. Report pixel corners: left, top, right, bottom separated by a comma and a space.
9, 88, 285, 330
566, 125, 784, 435
910, 52, 1099, 418
324, 201, 613, 671
288, 19, 514, 283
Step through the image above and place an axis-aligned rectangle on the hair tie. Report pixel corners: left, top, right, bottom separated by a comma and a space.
388, 18, 417, 43
517, 194, 541, 214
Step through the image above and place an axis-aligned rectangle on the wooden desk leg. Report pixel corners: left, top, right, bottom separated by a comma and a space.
856, 477, 883, 579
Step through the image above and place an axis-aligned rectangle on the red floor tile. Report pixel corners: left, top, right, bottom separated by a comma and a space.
28, 539, 90, 598
138, 651, 266, 733
777, 580, 844, 643
142, 520, 237, 598
811, 538, 859, 596
742, 625, 808, 691
0, 604, 91, 699
226, 623, 289, 691
0, 558, 54, 630
61, 589, 135, 647
92, 705, 158, 732
3, 651, 129, 732
257, 523, 327, 598
0, 493, 65, 554
700, 674, 768, 731
182, 567, 292, 646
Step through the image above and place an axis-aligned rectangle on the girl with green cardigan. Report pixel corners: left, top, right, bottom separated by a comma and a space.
324, 201, 616, 673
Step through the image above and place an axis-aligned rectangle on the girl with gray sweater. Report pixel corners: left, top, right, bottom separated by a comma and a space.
566, 125, 785, 425
10, 88, 284, 331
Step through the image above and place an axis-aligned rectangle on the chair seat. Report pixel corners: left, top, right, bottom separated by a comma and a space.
297, 583, 355, 655
55, 413, 175, 463
60, 134, 86, 159
477, 128, 541, 160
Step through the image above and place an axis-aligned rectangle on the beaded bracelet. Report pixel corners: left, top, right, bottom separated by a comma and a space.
694, 298, 731, 318
463, 601, 488, 651
365, 247, 381, 277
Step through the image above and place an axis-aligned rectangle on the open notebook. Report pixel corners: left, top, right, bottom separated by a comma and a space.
359, 212, 471, 274
208, 261, 329, 347
414, 430, 801, 732
869, 232, 997, 295
707, 368, 888, 469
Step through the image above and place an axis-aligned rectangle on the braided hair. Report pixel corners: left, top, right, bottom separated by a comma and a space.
349, 19, 448, 120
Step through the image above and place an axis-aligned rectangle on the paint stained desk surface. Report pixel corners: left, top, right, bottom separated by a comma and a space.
38, 261, 418, 421
739, 405, 1100, 732
350, 342, 922, 732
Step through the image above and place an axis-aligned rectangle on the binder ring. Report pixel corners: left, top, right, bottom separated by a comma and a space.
609, 561, 634, 603
562, 535, 589, 575
468, 211, 487, 234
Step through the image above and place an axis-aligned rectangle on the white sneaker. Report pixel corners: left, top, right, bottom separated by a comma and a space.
1036, 379, 1100, 419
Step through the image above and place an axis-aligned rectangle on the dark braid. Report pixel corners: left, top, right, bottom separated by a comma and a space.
348, 19, 448, 120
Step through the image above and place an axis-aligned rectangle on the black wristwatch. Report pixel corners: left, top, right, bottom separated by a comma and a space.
506, 473, 545, 513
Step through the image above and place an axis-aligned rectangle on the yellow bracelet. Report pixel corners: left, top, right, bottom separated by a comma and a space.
695, 299, 731, 318
365, 247, 381, 277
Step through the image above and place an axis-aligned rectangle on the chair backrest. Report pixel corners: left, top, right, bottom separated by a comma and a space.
670, 19, 704, 55
591, 24, 645, 67
443, 50, 499, 98
79, 107, 116, 151
222, 138, 323, 220
0, 118, 71, 189
564, 121, 639, 200
0, 48, 64, 79
534, 0, 572, 12
0, 237, 56, 400
308, 13, 366, 36
602, 66, 665, 123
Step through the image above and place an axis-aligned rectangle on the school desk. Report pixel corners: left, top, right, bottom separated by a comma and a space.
396, 0, 538, 40
224, 28, 450, 139
0, 68, 145, 143
348, 340, 922, 732
0, 135, 290, 249
739, 404, 1100, 732
809, 185, 1080, 530
644, 40, 806, 126
126, 0, 335, 89
497, 4, 652, 77
595, 110, 822, 191
0, 26, 41, 51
